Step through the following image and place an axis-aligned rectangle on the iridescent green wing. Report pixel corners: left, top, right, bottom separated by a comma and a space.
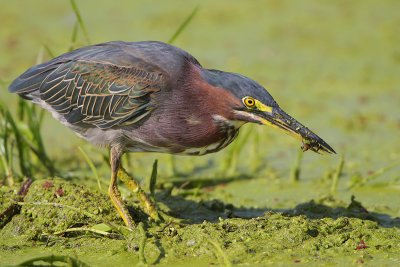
38, 59, 164, 129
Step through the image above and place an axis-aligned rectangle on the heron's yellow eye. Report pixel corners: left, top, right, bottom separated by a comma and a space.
243, 97, 256, 108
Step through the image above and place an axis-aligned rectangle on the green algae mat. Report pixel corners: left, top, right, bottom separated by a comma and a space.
1, 0, 400, 266
1, 178, 400, 266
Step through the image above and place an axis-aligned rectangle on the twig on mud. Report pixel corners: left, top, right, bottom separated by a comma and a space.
0, 178, 33, 228
209, 240, 232, 267
50, 227, 124, 239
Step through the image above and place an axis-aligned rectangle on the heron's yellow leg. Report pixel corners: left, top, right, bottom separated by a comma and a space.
109, 147, 135, 229
118, 167, 160, 222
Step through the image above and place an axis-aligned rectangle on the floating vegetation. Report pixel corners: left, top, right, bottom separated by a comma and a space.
1, 0, 399, 266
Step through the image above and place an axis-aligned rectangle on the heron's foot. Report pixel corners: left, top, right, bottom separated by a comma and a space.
118, 168, 161, 222
108, 182, 135, 229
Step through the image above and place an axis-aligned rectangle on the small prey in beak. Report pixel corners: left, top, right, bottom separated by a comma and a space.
241, 106, 336, 154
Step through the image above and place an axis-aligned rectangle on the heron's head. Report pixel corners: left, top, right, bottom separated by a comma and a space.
203, 70, 335, 154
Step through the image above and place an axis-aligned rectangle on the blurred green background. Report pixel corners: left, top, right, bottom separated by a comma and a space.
1, 1, 400, 266
1, 0, 399, 213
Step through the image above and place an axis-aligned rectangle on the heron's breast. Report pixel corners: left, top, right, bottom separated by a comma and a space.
122, 111, 242, 155
179, 122, 240, 155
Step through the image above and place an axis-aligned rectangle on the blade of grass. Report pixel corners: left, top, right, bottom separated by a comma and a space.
149, 159, 158, 197
26, 103, 55, 175
7, 142, 14, 185
168, 154, 178, 176
69, 20, 79, 52
290, 147, 303, 182
363, 160, 400, 184
78, 146, 102, 190
16, 99, 55, 176
42, 44, 55, 58
18, 135, 55, 175
0, 104, 11, 178
0, 118, 14, 181
168, 6, 199, 44
0, 104, 15, 183
17, 98, 26, 121
5, 109, 31, 177
348, 160, 400, 189
221, 125, 252, 176
251, 126, 262, 173
0, 153, 8, 177
0, 125, 12, 181
330, 154, 344, 194
70, 0, 90, 44
35, 46, 45, 65
122, 153, 132, 170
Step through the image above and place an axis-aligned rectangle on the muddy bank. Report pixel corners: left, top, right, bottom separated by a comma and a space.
0, 178, 399, 266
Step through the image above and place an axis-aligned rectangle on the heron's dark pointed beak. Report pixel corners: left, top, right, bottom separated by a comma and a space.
255, 107, 336, 154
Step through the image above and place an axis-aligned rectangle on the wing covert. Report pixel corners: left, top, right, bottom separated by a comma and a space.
31, 59, 164, 129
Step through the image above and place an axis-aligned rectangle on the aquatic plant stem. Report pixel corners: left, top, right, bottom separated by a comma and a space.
78, 146, 102, 190
331, 155, 344, 194
290, 147, 303, 182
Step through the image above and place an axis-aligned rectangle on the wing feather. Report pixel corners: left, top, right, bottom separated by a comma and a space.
10, 52, 164, 129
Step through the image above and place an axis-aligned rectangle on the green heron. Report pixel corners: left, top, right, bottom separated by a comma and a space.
9, 41, 335, 228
